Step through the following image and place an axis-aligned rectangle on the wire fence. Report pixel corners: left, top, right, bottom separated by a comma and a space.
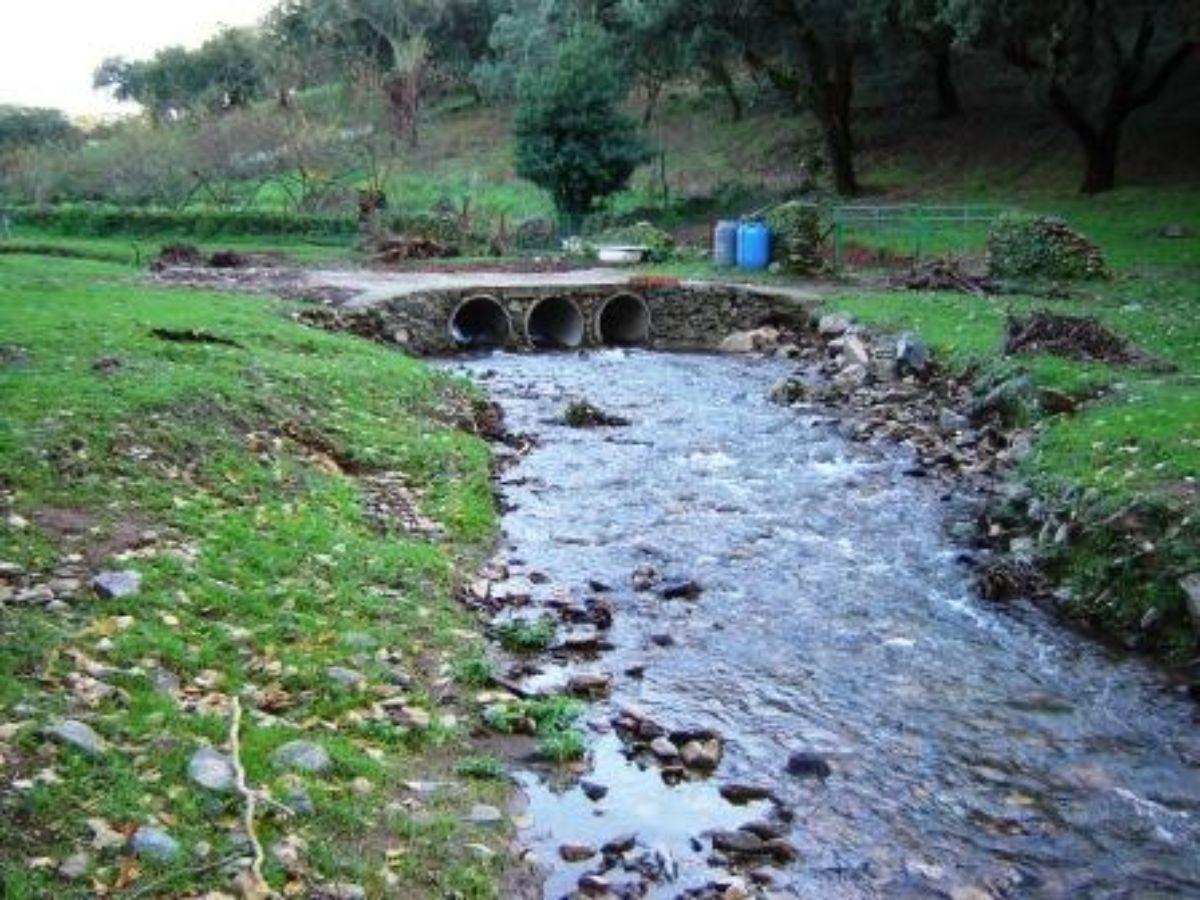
830, 204, 1002, 268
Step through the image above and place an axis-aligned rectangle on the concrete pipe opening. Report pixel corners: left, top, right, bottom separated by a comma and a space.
450, 295, 512, 349
526, 296, 585, 349
596, 293, 651, 346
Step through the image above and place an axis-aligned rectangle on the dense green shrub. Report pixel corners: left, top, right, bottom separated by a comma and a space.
987, 212, 1110, 281
765, 201, 825, 275
8, 204, 356, 238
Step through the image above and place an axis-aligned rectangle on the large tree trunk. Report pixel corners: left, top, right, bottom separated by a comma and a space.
805, 36, 859, 196
1079, 126, 1120, 195
930, 44, 962, 119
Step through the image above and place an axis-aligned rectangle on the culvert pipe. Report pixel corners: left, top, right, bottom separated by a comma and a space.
526, 296, 585, 349
596, 293, 651, 346
449, 295, 512, 349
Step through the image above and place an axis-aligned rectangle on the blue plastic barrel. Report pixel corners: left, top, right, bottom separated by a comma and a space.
712, 220, 738, 267
736, 221, 770, 270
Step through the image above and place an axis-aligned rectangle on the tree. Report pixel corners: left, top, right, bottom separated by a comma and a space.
742, 1, 874, 195
513, 25, 651, 230
617, 0, 744, 124
94, 28, 266, 121
0, 106, 78, 151
877, 0, 962, 118
946, 0, 1198, 194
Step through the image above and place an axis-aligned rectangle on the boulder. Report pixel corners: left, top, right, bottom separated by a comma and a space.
784, 751, 832, 779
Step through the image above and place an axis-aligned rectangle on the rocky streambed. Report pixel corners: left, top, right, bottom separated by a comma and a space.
448, 344, 1199, 900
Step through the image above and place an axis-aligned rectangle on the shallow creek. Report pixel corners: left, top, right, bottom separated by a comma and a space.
448, 350, 1199, 899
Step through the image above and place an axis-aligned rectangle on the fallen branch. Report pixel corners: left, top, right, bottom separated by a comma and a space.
230, 696, 272, 898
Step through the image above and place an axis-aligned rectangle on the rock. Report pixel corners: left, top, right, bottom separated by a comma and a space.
631, 565, 657, 591
719, 327, 779, 354
283, 787, 315, 816
763, 838, 799, 862
130, 826, 180, 862
818, 314, 851, 338
650, 736, 679, 760
841, 334, 871, 367
1181, 574, 1200, 630
971, 376, 1033, 426
91, 570, 142, 599
650, 632, 675, 648
466, 803, 504, 826
581, 780, 608, 801
657, 578, 702, 600
272, 740, 331, 774
567, 672, 612, 697
939, 408, 970, 433
740, 821, 785, 841
559, 842, 596, 862
601, 833, 637, 855
624, 660, 647, 679
187, 746, 236, 792
320, 884, 366, 900
719, 783, 772, 804
785, 751, 832, 779
712, 830, 766, 855
895, 333, 930, 377
59, 851, 90, 880
1159, 223, 1191, 239
341, 631, 378, 650
326, 666, 365, 689
149, 667, 180, 694
578, 874, 610, 895
45, 719, 105, 757
769, 378, 809, 406
1038, 388, 1077, 415
719, 332, 758, 354
680, 738, 722, 771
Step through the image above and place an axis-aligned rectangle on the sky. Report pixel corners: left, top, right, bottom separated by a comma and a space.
0, 0, 277, 119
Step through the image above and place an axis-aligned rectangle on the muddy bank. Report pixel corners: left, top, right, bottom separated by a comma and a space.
453, 346, 1200, 899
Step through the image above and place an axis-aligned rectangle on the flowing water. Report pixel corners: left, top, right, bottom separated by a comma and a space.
449, 350, 1200, 900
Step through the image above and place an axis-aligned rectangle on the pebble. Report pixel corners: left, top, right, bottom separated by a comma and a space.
187, 746, 236, 792
718, 783, 772, 804
650, 736, 679, 760
581, 780, 608, 801
601, 833, 637, 855
680, 738, 722, 771
558, 842, 596, 862
130, 826, 180, 861
45, 719, 105, 757
272, 740, 332, 774
283, 787, 315, 816
91, 570, 142, 599
326, 666, 365, 689
58, 851, 90, 880
785, 751, 832, 779
657, 578, 702, 600
466, 803, 504, 826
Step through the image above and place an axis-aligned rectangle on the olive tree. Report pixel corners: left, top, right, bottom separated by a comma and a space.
945, 0, 1198, 194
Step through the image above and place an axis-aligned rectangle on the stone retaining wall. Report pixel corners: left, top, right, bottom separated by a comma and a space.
299, 283, 816, 355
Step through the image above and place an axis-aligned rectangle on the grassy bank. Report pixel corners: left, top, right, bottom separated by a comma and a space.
822, 266, 1199, 656
0, 255, 506, 897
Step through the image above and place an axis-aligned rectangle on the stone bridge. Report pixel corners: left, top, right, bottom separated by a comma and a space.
298, 279, 821, 355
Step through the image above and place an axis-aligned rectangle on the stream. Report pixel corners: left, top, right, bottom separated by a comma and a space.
448, 349, 1200, 900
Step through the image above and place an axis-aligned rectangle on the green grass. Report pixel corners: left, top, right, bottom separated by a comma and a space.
3, 226, 359, 266
0, 255, 506, 896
